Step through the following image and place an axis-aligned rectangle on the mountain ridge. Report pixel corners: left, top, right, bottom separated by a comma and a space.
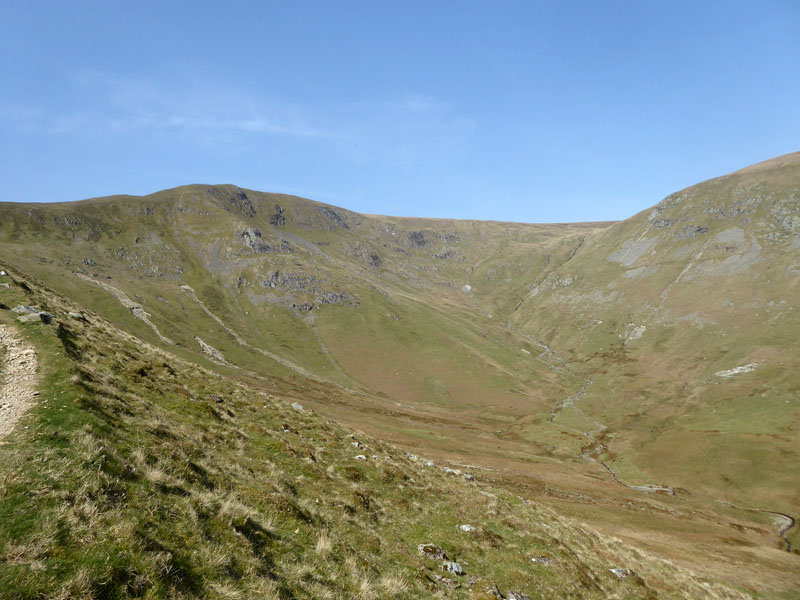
10, 182, 619, 228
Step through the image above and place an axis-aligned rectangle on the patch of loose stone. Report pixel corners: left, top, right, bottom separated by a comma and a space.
0, 325, 38, 441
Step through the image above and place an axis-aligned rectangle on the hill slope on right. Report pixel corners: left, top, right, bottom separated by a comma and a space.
506, 152, 799, 544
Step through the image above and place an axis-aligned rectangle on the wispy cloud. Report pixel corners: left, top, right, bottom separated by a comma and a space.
38, 71, 330, 141
0, 71, 474, 168
402, 93, 451, 113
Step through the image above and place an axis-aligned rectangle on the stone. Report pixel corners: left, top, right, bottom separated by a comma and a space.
609, 568, 633, 579
716, 363, 759, 378
291, 402, 304, 411
318, 290, 358, 306
16, 311, 53, 325
195, 336, 226, 363
458, 524, 475, 532
441, 561, 463, 576
11, 305, 39, 314
676, 225, 709, 239
462, 284, 472, 293
289, 302, 314, 312
241, 227, 269, 253
464, 473, 475, 481
68, 312, 89, 323
507, 593, 531, 600
317, 206, 350, 230
432, 574, 461, 588
407, 231, 428, 247
269, 204, 285, 226
484, 584, 504, 598
417, 543, 447, 560
433, 248, 457, 259
227, 190, 256, 218
354, 455, 367, 461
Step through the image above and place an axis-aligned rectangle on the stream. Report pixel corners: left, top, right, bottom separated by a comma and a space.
462, 294, 794, 550
759, 510, 796, 553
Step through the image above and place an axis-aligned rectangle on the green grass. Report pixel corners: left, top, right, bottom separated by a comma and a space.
1, 268, 721, 599
0, 154, 799, 597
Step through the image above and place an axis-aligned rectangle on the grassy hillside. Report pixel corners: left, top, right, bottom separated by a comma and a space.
0, 265, 752, 599
0, 152, 798, 597
0, 186, 607, 497
508, 152, 800, 512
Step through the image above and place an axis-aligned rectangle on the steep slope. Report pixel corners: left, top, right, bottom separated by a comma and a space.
0, 187, 607, 472
0, 185, 603, 386
0, 264, 747, 599
0, 153, 798, 596
507, 152, 800, 538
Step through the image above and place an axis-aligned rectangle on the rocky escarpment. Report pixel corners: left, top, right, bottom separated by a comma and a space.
258, 270, 360, 311
241, 227, 294, 254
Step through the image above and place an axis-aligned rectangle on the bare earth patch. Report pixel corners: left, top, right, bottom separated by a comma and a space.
0, 325, 37, 440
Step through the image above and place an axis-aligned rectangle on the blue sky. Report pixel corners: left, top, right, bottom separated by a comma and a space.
1, 1, 798, 222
